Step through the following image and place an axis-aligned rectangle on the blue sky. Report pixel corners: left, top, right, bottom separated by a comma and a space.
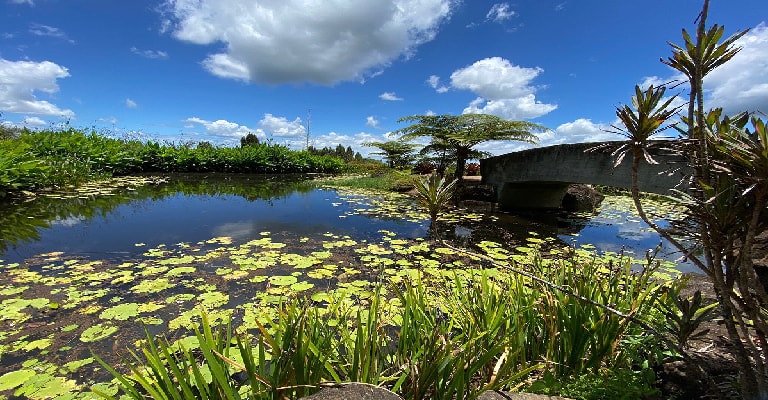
1, 0, 766, 158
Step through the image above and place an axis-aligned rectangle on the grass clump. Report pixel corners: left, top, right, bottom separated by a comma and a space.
319, 170, 419, 192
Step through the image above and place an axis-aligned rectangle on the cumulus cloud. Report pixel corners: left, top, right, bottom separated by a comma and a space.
160, 0, 454, 85
130, 47, 169, 60
472, 118, 617, 156
125, 98, 137, 108
366, 116, 380, 129
183, 113, 306, 142
450, 57, 556, 119
548, 118, 617, 145
426, 75, 449, 93
29, 23, 74, 43
184, 117, 262, 140
0, 57, 75, 117
259, 114, 306, 138
641, 23, 768, 116
486, 3, 516, 22
379, 92, 404, 101
706, 23, 768, 114
20, 116, 46, 126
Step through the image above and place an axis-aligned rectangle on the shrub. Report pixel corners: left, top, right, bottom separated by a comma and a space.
465, 162, 480, 176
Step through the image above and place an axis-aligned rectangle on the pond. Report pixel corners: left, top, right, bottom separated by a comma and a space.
0, 174, 690, 398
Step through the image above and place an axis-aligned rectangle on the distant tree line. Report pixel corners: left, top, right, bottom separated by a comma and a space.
307, 143, 379, 164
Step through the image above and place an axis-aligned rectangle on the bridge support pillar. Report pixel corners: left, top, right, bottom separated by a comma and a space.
497, 181, 570, 210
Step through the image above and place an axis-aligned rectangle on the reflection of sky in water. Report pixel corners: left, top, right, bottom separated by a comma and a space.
1, 181, 696, 274
1, 188, 428, 263
559, 199, 694, 273
48, 215, 87, 227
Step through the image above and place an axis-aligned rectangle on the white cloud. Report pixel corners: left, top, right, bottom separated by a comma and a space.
472, 118, 617, 156
259, 113, 306, 138
97, 116, 118, 125
554, 2, 567, 11
426, 75, 449, 93
184, 117, 262, 140
366, 116, 380, 129
451, 57, 556, 119
161, 0, 454, 85
486, 3, 516, 22
548, 118, 617, 145
182, 113, 307, 142
9, 0, 34, 4
125, 98, 137, 108
29, 23, 74, 43
20, 116, 46, 126
705, 23, 768, 114
379, 91, 403, 101
130, 47, 169, 60
0, 57, 75, 117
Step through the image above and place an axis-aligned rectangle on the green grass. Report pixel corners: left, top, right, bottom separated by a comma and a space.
319, 171, 418, 192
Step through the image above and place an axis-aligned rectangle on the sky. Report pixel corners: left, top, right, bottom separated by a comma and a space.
1, 0, 766, 158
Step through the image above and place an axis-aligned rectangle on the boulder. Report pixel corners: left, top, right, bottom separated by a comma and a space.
478, 391, 572, 400
298, 383, 402, 400
561, 184, 605, 212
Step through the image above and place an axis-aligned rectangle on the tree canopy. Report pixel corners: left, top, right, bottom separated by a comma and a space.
395, 114, 548, 182
363, 140, 420, 169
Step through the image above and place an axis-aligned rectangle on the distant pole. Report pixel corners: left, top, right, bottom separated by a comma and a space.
305, 109, 311, 151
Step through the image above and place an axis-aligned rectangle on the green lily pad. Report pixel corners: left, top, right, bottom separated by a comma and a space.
0, 369, 36, 391
80, 323, 118, 342
99, 303, 140, 320
269, 275, 298, 286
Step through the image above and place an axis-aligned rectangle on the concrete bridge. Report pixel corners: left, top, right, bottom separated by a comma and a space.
480, 141, 690, 209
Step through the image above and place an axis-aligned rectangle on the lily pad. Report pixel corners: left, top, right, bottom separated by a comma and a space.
0, 369, 36, 391
80, 323, 118, 342
99, 303, 140, 321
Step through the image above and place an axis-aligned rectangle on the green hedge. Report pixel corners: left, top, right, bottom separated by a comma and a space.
0, 128, 344, 197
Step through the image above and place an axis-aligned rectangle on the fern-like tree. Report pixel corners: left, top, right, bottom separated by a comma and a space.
417, 137, 489, 178
362, 140, 420, 169
395, 114, 547, 184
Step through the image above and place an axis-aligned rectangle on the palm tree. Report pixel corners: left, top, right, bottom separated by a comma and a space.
395, 114, 547, 185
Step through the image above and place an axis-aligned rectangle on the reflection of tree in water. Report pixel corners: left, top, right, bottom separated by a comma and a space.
0, 174, 321, 253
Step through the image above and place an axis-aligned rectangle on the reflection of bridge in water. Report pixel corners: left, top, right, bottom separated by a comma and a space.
480, 141, 691, 209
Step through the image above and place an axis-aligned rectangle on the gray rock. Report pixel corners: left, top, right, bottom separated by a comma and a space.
478, 391, 572, 400
561, 184, 605, 212
298, 383, 402, 400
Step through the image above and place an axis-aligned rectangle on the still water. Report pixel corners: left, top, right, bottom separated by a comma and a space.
0, 173, 690, 272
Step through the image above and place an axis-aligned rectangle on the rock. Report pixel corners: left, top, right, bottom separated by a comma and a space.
297, 383, 402, 400
459, 183, 496, 202
478, 391, 572, 400
561, 184, 605, 212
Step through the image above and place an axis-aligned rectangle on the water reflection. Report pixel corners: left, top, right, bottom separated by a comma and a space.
0, 173, 693, 272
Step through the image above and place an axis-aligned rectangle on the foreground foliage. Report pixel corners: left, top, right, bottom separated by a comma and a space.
93, 249, 680, 400
611, 1, 768, 397
0, 128, 343, 197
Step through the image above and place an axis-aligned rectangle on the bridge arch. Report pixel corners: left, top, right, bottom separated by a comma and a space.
479, 141, 690, 209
